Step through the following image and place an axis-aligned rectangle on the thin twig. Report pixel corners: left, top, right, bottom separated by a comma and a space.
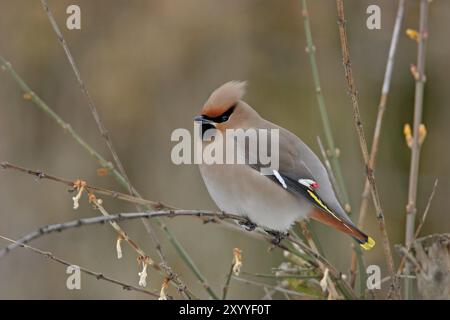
40, 0, 133, 193
0, 163, 192, 299
0, 235, 161, 298
299, 221, 339, 299
39, 0, 179, 296
90, 196, 153, 264
0, 206, 354, 298
0, 56, 218, 300
242, 272, 319, 280
0, 162, 169, 209
231, 276, 310, 298
404, 0, 430, 300
335, 0, 397, 296
316, 136, 340, 200
83, 196, 191, 298
387, 179, 438, 299
350, 0, 405, 289
286, 235, 357, 299
222, 263, 234, 300
0, 210, 243, 258
301, 0, 351, 212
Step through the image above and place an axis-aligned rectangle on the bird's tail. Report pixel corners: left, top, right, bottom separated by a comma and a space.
309, 207, 375, 250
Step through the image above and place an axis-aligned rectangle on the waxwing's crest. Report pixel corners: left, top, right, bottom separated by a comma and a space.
202, 81, 247, 117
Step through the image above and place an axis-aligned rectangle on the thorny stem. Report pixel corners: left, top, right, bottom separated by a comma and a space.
0, 235, 161, 298
404, 0, 430, 300
350, 0, 405, 290
335, 0, 397, 297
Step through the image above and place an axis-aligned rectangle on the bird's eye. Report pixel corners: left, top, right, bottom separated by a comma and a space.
216, 104, 236, 123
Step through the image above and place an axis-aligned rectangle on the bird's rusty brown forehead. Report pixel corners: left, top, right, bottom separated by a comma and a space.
201, 81, 247, 117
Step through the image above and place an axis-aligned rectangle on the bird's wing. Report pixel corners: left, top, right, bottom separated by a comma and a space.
248, 124, 353, 225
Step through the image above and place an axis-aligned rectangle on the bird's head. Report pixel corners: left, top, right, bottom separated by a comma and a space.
194, 81, 259, 135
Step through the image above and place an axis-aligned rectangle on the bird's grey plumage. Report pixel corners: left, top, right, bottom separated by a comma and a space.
197, 81, 358, 233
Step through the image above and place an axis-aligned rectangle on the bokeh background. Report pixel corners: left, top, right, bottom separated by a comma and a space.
0, 0, 448, 299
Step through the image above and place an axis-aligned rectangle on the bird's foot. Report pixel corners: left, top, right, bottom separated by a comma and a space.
239, 218, 257, 232
265, 229, 289, 245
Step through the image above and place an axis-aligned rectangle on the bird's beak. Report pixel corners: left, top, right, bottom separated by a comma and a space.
194, 115, 216, 125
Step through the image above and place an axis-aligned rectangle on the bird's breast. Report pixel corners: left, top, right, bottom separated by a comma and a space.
198, 163, 312, 231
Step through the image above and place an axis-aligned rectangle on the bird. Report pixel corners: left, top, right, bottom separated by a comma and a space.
194, 81, 375, 250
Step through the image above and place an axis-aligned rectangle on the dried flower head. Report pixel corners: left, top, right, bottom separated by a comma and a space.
232, 248, 243, 276
158, 278, 170, 300
72, 179, 86, 210
138, 256, 149, 287
116, 235, 124, 259
319, 268, 329, 293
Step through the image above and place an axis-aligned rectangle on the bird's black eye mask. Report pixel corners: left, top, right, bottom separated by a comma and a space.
200, 104, 236, 137
202, 104, 236, 124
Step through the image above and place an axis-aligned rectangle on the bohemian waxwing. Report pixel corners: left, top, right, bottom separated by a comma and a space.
194, 81, 375, 250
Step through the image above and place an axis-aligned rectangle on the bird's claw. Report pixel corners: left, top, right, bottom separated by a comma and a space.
265, 230, 289, 245
239, 219, 257, 232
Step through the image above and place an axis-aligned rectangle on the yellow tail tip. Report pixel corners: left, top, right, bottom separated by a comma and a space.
360, 237, 376, 250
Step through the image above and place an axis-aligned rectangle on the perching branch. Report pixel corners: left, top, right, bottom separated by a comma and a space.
0, 235, 161, 298
0, 205, 357, 299
0, 160, 358, 299
350, 0, 405, 289
0, 210, 245, 258
335, 0, 397, 296
1, 164, 195, 298
404, 0, 430, 300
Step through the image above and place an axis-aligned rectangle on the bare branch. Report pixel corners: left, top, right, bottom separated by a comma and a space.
0, 235, 161, 298
231, 276, 311, 298
0, 161, 169, 209
351, 0, 405, 289
301, 0, 351, 211
0, 206, 357, 298
387, 179, 438, 299
38, 1, 183, 297
335, 0, 397, 296
404, 0, 431, 299
40, 0, 133, 192
0, 52, 215, 299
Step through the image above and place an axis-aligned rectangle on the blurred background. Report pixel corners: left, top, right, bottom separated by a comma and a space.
0, 0, 448, 299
